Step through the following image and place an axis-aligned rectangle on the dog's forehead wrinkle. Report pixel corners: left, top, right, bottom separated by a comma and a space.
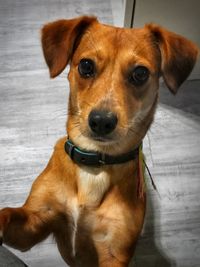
82, 25, 122, 54
79, 26, 157, 69
113, 28, 159, 70
89, 28, 157, 74
83, 29, 100, 57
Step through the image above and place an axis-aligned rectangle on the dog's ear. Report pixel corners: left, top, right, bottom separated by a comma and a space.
41, 16, 97, 78
147, 24, 199, 94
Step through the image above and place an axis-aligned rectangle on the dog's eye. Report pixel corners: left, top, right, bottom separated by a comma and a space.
130, 66, 149, 86
78, 58, 95, 78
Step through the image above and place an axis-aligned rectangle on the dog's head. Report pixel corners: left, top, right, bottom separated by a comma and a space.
41, 16, 198, 154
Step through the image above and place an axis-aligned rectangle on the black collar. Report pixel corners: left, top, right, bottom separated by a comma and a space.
65, 139, 140, 167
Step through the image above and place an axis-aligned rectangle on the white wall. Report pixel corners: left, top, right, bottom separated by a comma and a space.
124, 0, 200, 79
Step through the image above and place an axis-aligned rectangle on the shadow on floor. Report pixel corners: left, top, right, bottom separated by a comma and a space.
129, 190, 176, 267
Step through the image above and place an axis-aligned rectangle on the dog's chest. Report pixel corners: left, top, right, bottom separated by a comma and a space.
77, 167, 111, 205
68, 167, 111, 257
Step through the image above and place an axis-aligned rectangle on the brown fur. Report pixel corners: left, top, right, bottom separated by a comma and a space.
0, 16, 198, 267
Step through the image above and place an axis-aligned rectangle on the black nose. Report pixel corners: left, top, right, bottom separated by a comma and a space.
88, 110, 118, 136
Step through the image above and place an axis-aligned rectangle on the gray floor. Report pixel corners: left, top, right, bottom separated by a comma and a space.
0, 1, 200, 267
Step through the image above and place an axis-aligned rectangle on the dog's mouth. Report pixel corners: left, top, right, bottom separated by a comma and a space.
69, 118, 141, 154
69, 109, 136, 148
79, 125, 122, 146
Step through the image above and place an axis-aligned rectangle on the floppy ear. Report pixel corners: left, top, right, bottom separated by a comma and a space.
147, 24, 199, 94
41, 16, 97, 78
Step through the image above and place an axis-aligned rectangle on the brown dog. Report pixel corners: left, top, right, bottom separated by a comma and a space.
0, 16, 198, 267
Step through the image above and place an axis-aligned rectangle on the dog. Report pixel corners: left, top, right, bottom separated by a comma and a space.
0, 16, 198, 267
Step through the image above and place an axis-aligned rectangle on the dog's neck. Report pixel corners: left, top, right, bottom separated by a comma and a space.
76, 159, 139, 207
65, 139, 140, 167
64, 138, 141, 207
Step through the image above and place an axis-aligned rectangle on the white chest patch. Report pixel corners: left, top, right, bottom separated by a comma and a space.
70, 198, 79, 256
78, 167, 111, 206
70, 168, 110, 257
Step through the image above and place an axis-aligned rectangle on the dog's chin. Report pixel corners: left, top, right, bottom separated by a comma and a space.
79, 132, 121, 150
89, 136, 118, 146
71, 130, 140, 155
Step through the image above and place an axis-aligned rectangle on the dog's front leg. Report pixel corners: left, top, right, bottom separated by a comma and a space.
0, 161, 62, 251
0, 203, 55, 251
0, 138, 70, 252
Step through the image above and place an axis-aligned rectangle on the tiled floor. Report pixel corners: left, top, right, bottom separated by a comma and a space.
0, 1, 200, 267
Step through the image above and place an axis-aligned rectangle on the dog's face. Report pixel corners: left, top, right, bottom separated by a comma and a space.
67, 23, 160, 153
42, 16, 198, 154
